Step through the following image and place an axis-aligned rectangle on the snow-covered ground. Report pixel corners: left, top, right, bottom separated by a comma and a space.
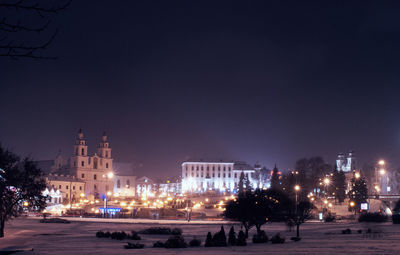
1, 217, 399, 254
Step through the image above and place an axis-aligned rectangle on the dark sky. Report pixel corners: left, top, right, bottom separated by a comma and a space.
1, 1, 400, 178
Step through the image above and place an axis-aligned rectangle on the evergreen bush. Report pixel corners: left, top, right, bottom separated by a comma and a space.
212, 225, 227, 247
164, 235, 187, 248
236, 230, 247, 246
189, 238, 202, 247
153, 241, 165, 248
205, 232, 214, 247
171, 228, 183, 235
228, 226, 236, 246
358, 212, 388, 222
124, 242, 144, 249
270, 233, 285, 244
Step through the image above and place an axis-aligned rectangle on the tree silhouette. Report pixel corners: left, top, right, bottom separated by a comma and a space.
348, 176, 368, 214
224, 189, 292, 237
0, 145, 47, 237
0, 0, 70, 59
332, 166, 346, 203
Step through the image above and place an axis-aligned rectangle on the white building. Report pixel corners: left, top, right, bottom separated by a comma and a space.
113, 162, 136, 197
336, 151, 356, 172
181, 161, 260, 194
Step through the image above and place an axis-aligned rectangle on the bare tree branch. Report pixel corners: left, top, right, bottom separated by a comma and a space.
0, 0, 71, 14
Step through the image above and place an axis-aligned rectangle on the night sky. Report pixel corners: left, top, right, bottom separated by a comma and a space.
1, 1, 400, 178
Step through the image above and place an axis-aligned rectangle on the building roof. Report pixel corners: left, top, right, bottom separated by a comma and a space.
47, 174, 84, 183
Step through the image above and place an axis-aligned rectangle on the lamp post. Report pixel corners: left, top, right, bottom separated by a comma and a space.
294, 185, 300, 215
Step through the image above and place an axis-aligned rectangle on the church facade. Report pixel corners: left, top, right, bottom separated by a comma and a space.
69, 129, 114, 199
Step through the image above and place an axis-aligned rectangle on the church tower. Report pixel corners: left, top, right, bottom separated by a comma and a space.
70, 129, 89, 174
97, 132, 113, 171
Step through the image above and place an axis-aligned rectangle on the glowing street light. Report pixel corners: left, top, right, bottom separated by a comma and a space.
349, 201, 355, 207
294, 185, 300, 191
323, 178, 330, 185
378, 160, 385, 166
107, 172, 114, 178
379, 169, 385, 175
355, 172, 360, 179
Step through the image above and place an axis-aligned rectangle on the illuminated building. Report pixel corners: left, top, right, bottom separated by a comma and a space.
181, 161, 262, 193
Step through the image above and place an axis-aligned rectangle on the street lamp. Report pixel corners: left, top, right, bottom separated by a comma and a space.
355, 172, 360, 179
294, 185, 300, 215
378, 160, 385, 166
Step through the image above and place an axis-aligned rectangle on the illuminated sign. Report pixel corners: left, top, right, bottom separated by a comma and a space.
361, 203, 369, 210
99, 208, 121, 213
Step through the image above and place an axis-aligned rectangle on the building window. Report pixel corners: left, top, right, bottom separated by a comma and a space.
74, 161, 76, 167
212, 173, 215, 177
213, 166, 215, 171
218, 166, 220, 171
73, 186, 75, 190
94, 174, 97, 180
94, 184, 97, 190
127, 180, 130, 188
228, 167, 231, 171
228, 173, 231, 178
59, 185, 61, 189
106, 151, 108, 157
201, 174, 203, 177
207, 166, 209, 170
66, 185, 69, 190
218, 173, 220, 178
81, 161, 84, 167
196, 174, 199, 177
81, 148, 84, 155
79, 186, 82, 190
223, 174, 226, 178
223, 167, 226, 171
234, 173, 237, 178
191, 166, 194, 170
191, 173, 194, 177
196, 166, 199, 171
117, 180, 121, 188
201, 166, 203, 170
106, 163, 109, 168
81, 173, 85, 178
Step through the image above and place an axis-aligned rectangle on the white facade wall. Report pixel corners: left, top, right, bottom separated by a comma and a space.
181, 162, 258, 193
114, 175, 136, 197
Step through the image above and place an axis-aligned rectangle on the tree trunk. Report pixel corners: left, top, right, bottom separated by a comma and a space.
256, 225, 261, 234
0, 219, 4, 238
296, 224, 300, 238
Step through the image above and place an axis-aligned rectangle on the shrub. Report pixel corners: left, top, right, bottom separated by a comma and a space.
130, 231, 141, 240
393, 214, 400, 224
270, 233, 285, 244
124, 242, 144, 249
171, 228, 183, 235
111, 231, 127, 240
164, 235, 187, 248
236, 230, 247, 246
358, 212, 388, 223
205, 232, 214, 247
189, 238, 202, 247
104, 231, 111, 238
96, 231, 106, 238
212, 225, 227, 247
228, 226, 236, 246
342, 229, 351, 234
252, 230, 268, 243
153, 241, 165, 248
357, 229, 362, 234
140, 227, 171, 235
39, 218, 71, 224
325, 213, 335, 222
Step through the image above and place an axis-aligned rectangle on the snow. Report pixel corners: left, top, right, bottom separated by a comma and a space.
1, 217, 399, 254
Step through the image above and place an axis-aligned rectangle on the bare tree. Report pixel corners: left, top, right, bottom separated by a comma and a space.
0, 0, 70, 59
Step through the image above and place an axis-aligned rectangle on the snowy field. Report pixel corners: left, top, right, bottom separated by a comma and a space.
1, 217, 399, 254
